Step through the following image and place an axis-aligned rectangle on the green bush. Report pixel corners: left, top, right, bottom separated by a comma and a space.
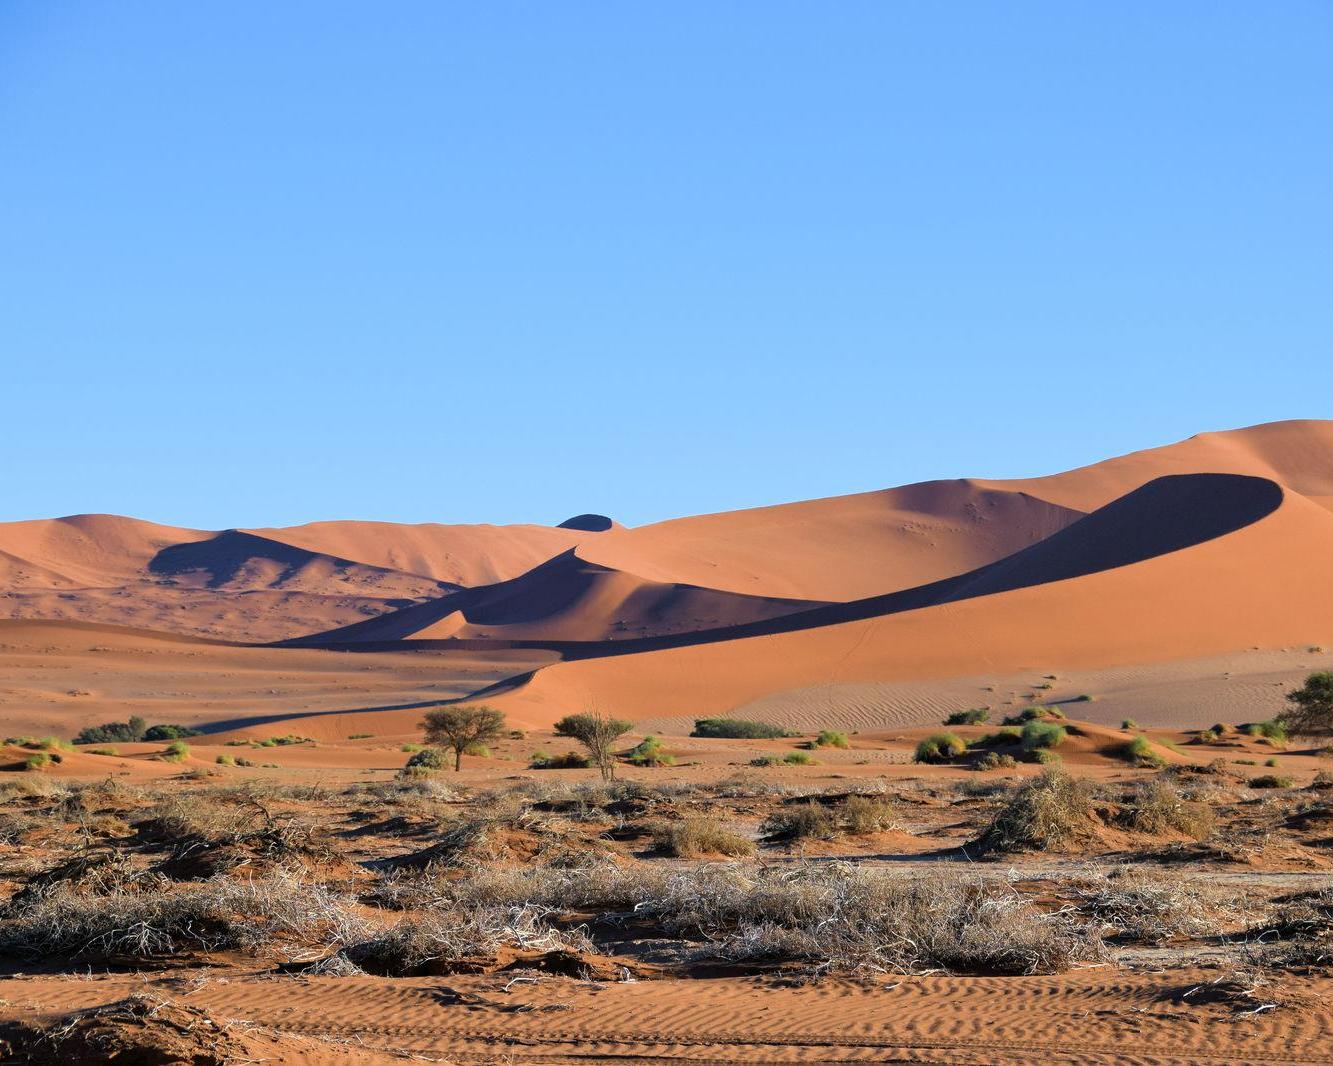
1243, 720, 1288, 745
970, 728, 1021, 749
1119, 734, 1167, 769
86, 747, 119, 757
161, 741, 190, 763
915, 732, 966, 764
73, 716, 146, 745
347, 733, 373, 740
944, 708, 989, 726
1121, 718, 1139, 730
814, 729, 850, 748
784, 750, 815, 765
216, 754, 236, 766
23, 753, 51, 771
627, 736, 675, 766
1002, 706, 1065, 726
1031, 749, 1062, 765
1020, 720, 1066, 753
974, 751, 1017, 771
530, 750, 592, 769
1249, 774, 1294, 789
143, 724, 201, 742
405, 748, 447, 772
691, 718, 790, 739
749, 755, 783, 767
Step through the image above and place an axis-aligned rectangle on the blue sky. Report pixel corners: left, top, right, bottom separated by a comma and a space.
2, 2, 1329, 529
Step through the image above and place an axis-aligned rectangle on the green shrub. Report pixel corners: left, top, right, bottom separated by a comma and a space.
1002, 706, 1065, 726
1243, 720, 1288, 745
784, 750, 815, 765
970, 728, 1021, 749
142, 724, 201, 742
1020, 720, 1066, 753
1119, 734, 1167, 769
1249, 774, 1294, 789
1121, 719, 1139, 730
915, 732, 966, 764
814, 729, 850, 748
347, 733, 373, 740
975, 751, 1017, 771
1265, 756, 1280, 768
161, 741, 190, 763
529, 750, 592, 770
86, 747, 119, 757
944, 708, 989, 726
23, 753, 51, 771
691, 718, 790, 739
749, 755, 782, 767
1071, 694, 1094, 703
627, 736, 675, 766
405, 748, 447, 772
1031, 749, 1062, 765
73, 716, 146, 745
216, 754, 236, 766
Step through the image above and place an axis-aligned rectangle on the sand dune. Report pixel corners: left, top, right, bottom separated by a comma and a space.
493, 474, 1333, 725
0, 514, 599, 641
298, 549, 825, 644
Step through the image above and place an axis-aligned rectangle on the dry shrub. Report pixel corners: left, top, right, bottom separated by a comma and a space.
1076, 868, 1241, 944
840, 795, 897, 834
346, 904, 592, 976
974, 767, 1098, 854
0, 869, 365, 962
1122, 776, 1215, 840
761, 802, 839, 842
645, 863, 1103, 975
655, 817, 755, 858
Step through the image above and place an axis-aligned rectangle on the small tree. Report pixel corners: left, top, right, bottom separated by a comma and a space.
1282, 671, 1333, 738
421, 704, 506, 771
554, 711, 633, 780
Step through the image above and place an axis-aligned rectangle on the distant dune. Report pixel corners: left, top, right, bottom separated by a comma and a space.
2, 419, 1332, 737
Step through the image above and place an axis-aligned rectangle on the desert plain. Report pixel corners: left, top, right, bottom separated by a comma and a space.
3, 419, 1333, 1064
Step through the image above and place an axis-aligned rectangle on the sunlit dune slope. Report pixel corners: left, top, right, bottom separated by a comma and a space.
493, 474, 1333, 725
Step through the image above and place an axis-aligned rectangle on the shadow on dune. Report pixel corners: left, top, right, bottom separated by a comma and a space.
281, 474, 1284, 663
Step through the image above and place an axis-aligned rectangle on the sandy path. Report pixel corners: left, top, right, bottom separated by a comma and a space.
4, 970, 1332, 1065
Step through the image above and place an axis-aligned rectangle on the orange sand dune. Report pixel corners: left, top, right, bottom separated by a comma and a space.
493, 473, 1333, 725
299, 549, 825, 644
573, 419, 1333, 601
0, 514, 599, 641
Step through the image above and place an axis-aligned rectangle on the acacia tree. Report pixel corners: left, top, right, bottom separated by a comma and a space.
1282, 671, 1333, 738
421, 704, 506, 771
554, 711, 633, 781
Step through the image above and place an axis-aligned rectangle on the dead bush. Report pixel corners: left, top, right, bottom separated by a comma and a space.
654, 817, 755, 858
1076, 868, 1241, 944
644, 863, 1103, 975
1122, 776, 1215, 840
973, 767, 1098, 854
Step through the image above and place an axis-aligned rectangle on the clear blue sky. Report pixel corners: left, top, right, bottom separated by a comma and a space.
2, 3, 1329, 530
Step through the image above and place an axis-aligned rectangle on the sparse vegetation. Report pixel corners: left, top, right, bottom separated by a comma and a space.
915, 732, 966, 764
1020, 720, 1066, 754
421, 705, 506, 771
161, 740, 190, 763
814, 729, 851, 748
655, 817, 755, 858
945, 708, 989, 726
1249, 774, 1294, 789
627, 735, 675, 766
691, 718, 790, 739
975, 767, 1096, 854
975, 751, 1017, 772
1282, 671, 1333, 737
1122, 776, 1214, 840
554, 712, 634, 780
1118, 734, 1167, 769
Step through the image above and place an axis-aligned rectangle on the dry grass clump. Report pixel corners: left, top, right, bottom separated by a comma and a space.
134, 792, 330, 871
840, 794, 898, 834
1076, 868, 1240, 944
346, 902, 593, 976
974, 767, 1098, 855
0, 869, 365, 962
974, 751, 1018, 772
654, 817, 755, 858
646, 863, 1103, 975
762, 802, 839, 842
1122, 776, 1215, 840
